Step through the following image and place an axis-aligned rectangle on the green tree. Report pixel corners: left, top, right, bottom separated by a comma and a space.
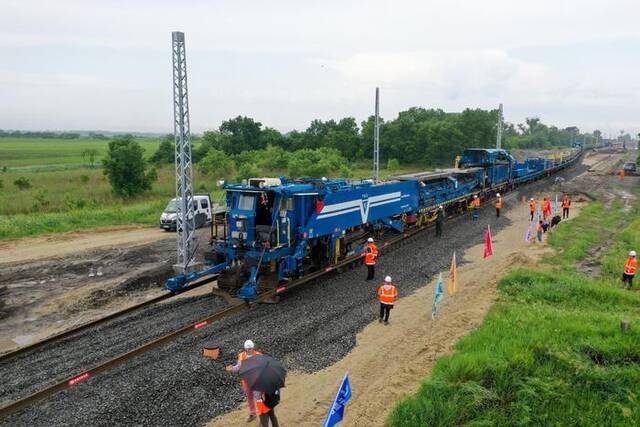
102, 135, 154, 197
236, 162, 261, 181
198, 148, 236, 180
219, 116, 265, 154
387, 158, 400, 173
287, 148, 348, 177
150, 134, 175, 164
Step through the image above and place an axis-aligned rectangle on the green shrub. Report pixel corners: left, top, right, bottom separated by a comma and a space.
80, 174, 90, 183
287, 147, 348, 178
387, 158, 400, 173
13, 176, 31, 190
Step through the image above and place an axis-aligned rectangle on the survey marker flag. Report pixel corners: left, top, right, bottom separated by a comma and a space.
525, 221, 532, 243
484, 225, 494, 258
554, 194, 559, 214
323, 373, 352, 427
447, 251, 457, 295
432, 272, 445, 320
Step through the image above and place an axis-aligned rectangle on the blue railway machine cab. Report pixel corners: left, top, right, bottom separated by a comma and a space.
458, 148, 515, 191
204, 176, 417, 300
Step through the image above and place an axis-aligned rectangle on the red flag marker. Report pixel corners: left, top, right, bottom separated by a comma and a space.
484, 225, 493, 258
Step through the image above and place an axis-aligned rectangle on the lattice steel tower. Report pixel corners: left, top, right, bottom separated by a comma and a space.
496, 103, 503, 150
171, 31, 195, 269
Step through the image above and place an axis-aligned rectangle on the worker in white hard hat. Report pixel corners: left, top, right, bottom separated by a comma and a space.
226, 339, 262, 422
377, 276, 398, 324
364, 237, 379, 281
435, 205, 445, 238
495, 193, 503, 218
471, 195, 480, 221
622, 250, 638, 289
529, 198, 536, 222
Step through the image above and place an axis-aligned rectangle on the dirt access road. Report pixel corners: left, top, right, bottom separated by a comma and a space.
209, 150, 635, 427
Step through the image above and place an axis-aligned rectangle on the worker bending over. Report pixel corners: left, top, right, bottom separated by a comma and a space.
226, 340, 262, 422
364, 237, 379, 281
562, 195, 571, 219
495, 193, 503, 218
377, 276, 398, 324
529, 198, 536, 222
471, 195, 480, 221
622, 250, 637, 289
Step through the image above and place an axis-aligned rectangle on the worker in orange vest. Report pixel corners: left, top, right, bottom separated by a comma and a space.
471, 195, 480, 221
529, 198, 536, 222
620, 168, 625, 180
495, 193, 503, 218
542, 197, 551, 220
622, 250, 637, 289
255, 389, 280, 427
377, 276, 398, 324
226, 340, 262, 422
562, 195, 572, 219
364, 237, 379, 281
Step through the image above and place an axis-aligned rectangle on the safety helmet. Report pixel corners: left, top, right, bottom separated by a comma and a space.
496, 193, 500, 197
244, 340, 255, 350
473, 195, 478, 198
438, 205, 443, 209
367, 237, 374, 243
530, 198, 534, 201
630, 251, 637, 257
384, 276, 392, 283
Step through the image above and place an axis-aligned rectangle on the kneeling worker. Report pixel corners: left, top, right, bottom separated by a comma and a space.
377, 276, 398, 324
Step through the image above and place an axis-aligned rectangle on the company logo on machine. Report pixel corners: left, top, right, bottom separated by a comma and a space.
316, 191, 402, 223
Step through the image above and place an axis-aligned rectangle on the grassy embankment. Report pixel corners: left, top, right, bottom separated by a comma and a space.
0, 138, 420, 239
390, 199, 640, 426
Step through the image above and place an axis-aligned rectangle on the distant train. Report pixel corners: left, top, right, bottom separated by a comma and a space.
166, 147, 582, 298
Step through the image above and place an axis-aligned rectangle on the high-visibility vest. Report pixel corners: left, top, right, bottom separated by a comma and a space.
495, 197, 503, 209
562, 198, 571, 208
472, 198, 480, 208
238, 350, 262, 362
529, 201, 536, 212
624, 257, 637, 275
368, 243, 379, 257
365, 250, 376, 265
377, 284, 398, 304
256, 399, 271, 415
543, 201, 551, 215
238, 350, 262, 386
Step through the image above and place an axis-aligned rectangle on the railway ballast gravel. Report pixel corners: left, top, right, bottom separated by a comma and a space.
2, 165, 587, 427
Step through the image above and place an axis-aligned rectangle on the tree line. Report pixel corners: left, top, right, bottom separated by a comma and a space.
106, 106, 602, 197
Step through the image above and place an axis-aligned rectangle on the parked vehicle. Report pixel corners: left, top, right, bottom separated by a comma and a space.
623, 162, 637, 175
160, 194, 214, 231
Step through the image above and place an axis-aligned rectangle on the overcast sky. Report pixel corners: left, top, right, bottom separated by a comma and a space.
1, 0, 639, 137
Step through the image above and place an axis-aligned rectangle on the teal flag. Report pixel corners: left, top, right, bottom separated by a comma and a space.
431, 272, 445, 320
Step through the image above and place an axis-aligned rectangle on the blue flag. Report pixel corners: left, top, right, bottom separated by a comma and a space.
554, 194, 559, 214
431, 272, 445, 320
323, 373, 352, 427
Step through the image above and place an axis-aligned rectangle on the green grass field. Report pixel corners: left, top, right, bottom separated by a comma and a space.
389, 199, 640, 426
0, 137, 161, 168
0, 137, 421, 239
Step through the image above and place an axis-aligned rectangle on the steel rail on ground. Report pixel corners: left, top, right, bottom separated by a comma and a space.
0, 151, 584, 418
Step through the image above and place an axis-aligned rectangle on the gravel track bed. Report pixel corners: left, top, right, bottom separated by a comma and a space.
0, 294, 227, 406
2, 164, 586, 426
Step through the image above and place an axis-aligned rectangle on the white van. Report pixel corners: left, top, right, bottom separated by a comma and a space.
160, 194, 215, 231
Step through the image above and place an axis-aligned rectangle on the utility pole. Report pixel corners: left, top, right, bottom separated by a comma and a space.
373, 87, 380, 182
496, 103, 503, 150
171, 31, 195, 271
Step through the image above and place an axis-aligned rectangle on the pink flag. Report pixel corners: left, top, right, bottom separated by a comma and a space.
525, 222, 532, 243
484, 225, 494, 258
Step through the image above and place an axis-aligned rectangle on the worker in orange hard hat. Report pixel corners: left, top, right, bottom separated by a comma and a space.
364, 237, 378, 281
622, 250, 637, 289
377, 276, 398, 324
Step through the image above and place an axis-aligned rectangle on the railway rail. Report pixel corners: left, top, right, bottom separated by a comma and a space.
0, 274, 218, 362
0, 150, 585, 419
